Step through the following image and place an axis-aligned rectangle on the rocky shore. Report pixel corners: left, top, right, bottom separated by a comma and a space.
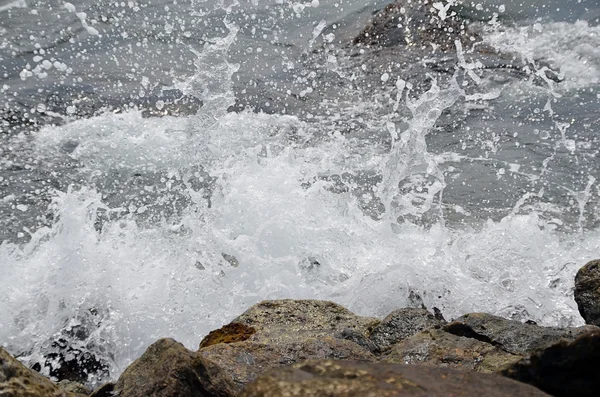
1, 259, 600, 396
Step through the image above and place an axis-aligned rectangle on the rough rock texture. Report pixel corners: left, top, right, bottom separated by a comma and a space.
574, 259, 600, 326
198, 300, 379, 396
354, 0, 474, 50
239, 359, 551, 397
381, 329, 522, 372
444, 313, 598, 355
57, 380, 92, 395
0, 348, 85, 397
230, 300, 380, 338
108, 338, 214, 397
502, 330, 600, 397
369, 308, 444, 352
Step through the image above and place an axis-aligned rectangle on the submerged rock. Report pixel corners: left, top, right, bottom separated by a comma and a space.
574, 259, 600, 326
106, 338, 213, 397
444, 313, 597, 355
239, 359, 551, 397
382, 329, 522, 372
502, 330, 600, 397
354, 0, 474, 50
0, 348, 85, 397
369, 307, 444, 352
198, 300, 379, 396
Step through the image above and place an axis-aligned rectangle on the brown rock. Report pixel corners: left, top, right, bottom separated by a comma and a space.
231, 299, 380, 338
0, 347, 84, 397
574, 259, 600, 326
381, 329, 522, 372
502, 330, 600, 397
198, 300, 380, 395
200, 334, 375, 396
109, 338, 214, 397
239, 359, 551, 397
444, 312, 597, 355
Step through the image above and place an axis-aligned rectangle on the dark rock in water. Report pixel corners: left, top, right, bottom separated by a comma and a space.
31, 309, 111, 384
382, 329, 522, 372
369, 308, 444, 352
108, 338, 213, 397
444, 313, 598, 355
354, 0, 475, 50
574, 259, 600, 326
197, 300, 379, 396
239, 359, 551, 397
502, 330, 600, 397
89, 383, 115, 397
0, 348, 85, 397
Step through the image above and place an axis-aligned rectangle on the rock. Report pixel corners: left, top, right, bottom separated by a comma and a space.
502, 330, 600, 397
229, 300, 380, 338
109, 338, 213, 397
574, 259, 600, 326
57, 380, 92, 395
369, 308, 444, 352
382, 329, 522, 372
239, 359, 551, 397
354, 0, 474, 50
0, 347, 84, 397
444, 313, 598, 355
197, 300, 380, 396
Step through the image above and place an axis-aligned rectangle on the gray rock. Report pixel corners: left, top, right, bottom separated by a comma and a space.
444, 313, 598, 355
239, 359, 551, 397
382, 329, 522, 373
574, 259, 600, 326
354, 0, 474, 50
369, 308, 444, 352
502, 330, 600, 397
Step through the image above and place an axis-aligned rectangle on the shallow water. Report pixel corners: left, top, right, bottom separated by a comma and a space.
1, 0, 599, 386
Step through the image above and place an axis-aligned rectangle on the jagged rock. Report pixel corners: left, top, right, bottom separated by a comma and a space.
108, 338, 213, 397
239, 359, 551, 397
369, 308, 444, 352
574, 259, 600, 326
502, 330, 600, 397
354, 0, 475, 50
197, 300, 379, 396
381, 329, 522, 372
444, 313, 598, 355
0, 348, 85, 397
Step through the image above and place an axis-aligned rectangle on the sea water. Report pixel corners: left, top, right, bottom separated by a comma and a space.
0, 0, 599, 385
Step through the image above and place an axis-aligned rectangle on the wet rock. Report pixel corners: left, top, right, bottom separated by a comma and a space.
354, 0, 474, 50
444, 313, 598, 355
198, 300, 379, 396
239, 359, 551, 397
369, 308, 444, 352
574, 259, 600, 326
0, 347, 84, 397
109, 338, 213, 397
89, 383, 115, 397
502, 330, 600, 397
31, 309, 111, 384
382, 329, 522, 372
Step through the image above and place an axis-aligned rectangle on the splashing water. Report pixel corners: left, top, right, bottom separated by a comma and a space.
1, 0, 599, 386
